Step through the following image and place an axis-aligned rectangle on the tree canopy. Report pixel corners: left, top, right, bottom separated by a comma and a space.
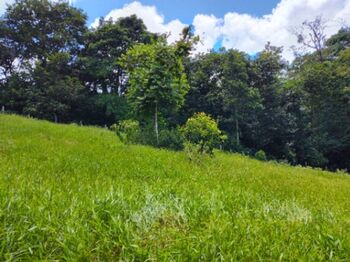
0, 0, 349, 171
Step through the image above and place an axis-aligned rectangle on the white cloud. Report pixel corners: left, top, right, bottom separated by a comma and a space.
3, 0, 349, 60
193, 0, 350, 60
192, 14, 223, 53
0, 0, 14, 15
91, 1, 187, 43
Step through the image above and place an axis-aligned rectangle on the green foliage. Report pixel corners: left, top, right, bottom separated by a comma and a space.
183, 142, 209, 164
3, 0, 87, 63
112, 119, 140, 144
79, 15, 155, 94
0, 0, 349, 171
181, 112, 226, 155
119, 40, 189, 143
255, 150, 267, 161
326, 27, 350, 57
77, 94, 131, 126
120, 41, 189, 115
1, 115, 350, 260
158, 128, 184, 151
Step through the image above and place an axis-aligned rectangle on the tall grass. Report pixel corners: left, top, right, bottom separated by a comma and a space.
0, 114, 350, 260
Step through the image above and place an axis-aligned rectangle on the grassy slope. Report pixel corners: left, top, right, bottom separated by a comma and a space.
0, 114, 350, 261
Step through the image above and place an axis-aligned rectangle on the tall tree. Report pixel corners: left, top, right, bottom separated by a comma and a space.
120, 40, 189, 144
297, 49, 350, 169
2, 0, 87, 65
79, 15, 156, 94
183, 51, 225, 121
250, 44, 294, 158
0, 0, 88, 121
1, 53, 85, 122
294, 16, 327, 61
220, 49, 261, 146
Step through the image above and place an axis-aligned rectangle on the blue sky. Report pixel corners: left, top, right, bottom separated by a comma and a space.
1, 0, 349, 60
73, 0, 280, 25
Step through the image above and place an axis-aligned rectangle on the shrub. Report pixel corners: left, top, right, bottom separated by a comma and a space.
255, 150, 267, 161
183, 142, 206, 164
111, 119, 140, 144
158, 128, 184, 150
181, 112, 226, 155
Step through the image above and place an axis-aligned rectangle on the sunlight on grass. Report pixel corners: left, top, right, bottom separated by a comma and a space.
0, 114, 349, 260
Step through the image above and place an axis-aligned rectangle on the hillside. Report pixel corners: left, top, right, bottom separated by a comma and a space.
0, 114, 350, 260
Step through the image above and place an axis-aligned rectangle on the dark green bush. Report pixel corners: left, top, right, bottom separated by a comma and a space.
158, 128, 184, 150
255, 150, 267, 161
111, 119, 140, 144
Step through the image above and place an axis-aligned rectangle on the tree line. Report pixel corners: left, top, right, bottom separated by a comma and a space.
0, 0, 349, 171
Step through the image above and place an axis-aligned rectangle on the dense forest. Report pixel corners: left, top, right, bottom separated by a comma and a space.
0, 0, 349, 171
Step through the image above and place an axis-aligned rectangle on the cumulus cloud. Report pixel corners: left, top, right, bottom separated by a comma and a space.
3, 0, 349, 60
91, 1, 187, 43
194, 0, 350, 60
192, 14, 223, 53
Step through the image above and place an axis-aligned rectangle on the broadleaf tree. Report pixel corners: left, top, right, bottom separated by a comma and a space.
119, 40, 189, 144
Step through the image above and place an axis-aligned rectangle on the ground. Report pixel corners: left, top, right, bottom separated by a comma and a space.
0, 114, 349, 260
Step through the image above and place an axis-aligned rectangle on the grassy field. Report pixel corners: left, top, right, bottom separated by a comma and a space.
0, 114, 350, 261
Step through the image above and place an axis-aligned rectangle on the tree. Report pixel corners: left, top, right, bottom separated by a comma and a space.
0, 20, 16, 81
30, 53, 85, 122
174, 25, 200, 58
294, 16, 327, 61
2, 0, 87, 66
0, 0, 87, 122
181, 112, 225, 154
326, 27, 350, 58
79, 15, 156, 94
298, 49, 350, 169
119, 40, 189, 144
1, 53, 85, 122
183, 51, 225, 121
184, 50, 261, 151
249, 43, 296, 160
220, 49, 261, 146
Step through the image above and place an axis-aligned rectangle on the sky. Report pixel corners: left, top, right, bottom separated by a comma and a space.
1, 0, 350, 60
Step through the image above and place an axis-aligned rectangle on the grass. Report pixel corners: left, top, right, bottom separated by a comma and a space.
0, 114, 350, 261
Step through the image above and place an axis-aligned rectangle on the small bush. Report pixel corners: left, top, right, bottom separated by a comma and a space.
181, 112, 226, 155
183, 142, 209, 164
112, 119, 140, 144
158, 128, 184, 150
255, 150, 267, 161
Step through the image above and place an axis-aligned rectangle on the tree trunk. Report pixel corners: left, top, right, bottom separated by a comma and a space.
235, 107, 239, 145
155, 102, 159, 145
317, 49, 324, 62
54, 113, 58, 123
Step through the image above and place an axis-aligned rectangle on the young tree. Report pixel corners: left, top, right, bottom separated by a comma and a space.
181, 112, 225, 154
119, 40, 189, 144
